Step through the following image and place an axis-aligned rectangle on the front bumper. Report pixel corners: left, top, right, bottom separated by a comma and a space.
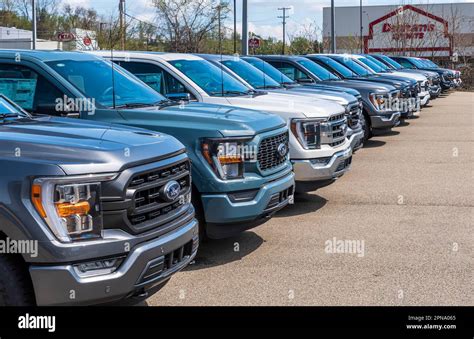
201, 171, 295, 238
292, 146, 352, 184
370, 112, 401, 129
30, 218, 199, 306
419, 91, 430, 106
348, 128, 364, 151
429, 86, 441, 98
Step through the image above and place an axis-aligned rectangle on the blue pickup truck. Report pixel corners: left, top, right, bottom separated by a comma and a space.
0, 49, 295, 239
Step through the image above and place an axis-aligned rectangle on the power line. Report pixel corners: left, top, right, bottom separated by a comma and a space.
278, 7, 291, 55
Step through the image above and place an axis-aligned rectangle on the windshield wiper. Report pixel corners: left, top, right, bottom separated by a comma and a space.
0, 113, 27, 123
114, 102, 161, 109
255, 85, 281, 90
209, 90, 249, 97
157, 100, 184, 110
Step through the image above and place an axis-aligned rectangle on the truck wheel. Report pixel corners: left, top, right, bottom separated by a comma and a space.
0, 255, 35, 306
361, 111, 372, 141
191, 185, 207, 243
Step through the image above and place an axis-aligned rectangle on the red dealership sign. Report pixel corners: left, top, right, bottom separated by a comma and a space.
364, 5, 451, 55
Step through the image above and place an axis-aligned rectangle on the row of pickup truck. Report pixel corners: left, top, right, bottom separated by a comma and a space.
0, 50, 460, 306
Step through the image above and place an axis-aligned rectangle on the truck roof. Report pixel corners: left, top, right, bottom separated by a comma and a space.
0, 49, 100, 62
91, 50, 204, 62
255, 55, 308, 62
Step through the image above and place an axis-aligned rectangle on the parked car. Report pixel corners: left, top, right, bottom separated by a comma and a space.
0, 49, 295, 240
258, 55, 401, 140
320, 54, 418, 118
0, 94, 198, 305
94, 51, 353, 193
199, 54, 364, 151
354, 54, 431, 107
390, 56, 455, 91
370, 54, 441, 99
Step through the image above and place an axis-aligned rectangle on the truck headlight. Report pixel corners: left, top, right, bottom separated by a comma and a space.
369, 93, 391, 112
291, 119, 321, 150
201, 139, 248, 180
31, 173, 116, 243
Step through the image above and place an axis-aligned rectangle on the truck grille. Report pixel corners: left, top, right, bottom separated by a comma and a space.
128, 160, 191, 227
321, 113, 347, 147
257, 132, 289, 171
347, 103, 361, 129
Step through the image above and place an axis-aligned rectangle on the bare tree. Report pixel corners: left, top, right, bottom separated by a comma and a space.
152, 0, 230, 52
288, 20, 323, 54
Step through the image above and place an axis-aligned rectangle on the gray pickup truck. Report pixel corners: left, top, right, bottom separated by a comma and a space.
0, 95, 198, 306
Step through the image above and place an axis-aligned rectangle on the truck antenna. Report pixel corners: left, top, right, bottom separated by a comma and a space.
109, 25, 117, 110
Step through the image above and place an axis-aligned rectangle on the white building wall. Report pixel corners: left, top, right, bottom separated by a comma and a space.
323, 3, 474, 56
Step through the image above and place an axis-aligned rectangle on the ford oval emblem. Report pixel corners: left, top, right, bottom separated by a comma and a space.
160, 180, 181, 202
277, 143, 288, 158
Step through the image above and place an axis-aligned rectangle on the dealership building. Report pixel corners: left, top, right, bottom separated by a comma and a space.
323, 3, 474, 59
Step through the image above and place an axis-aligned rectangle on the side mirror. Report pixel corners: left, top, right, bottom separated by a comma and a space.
296, 78, 314, 84
166, 93, 191, 102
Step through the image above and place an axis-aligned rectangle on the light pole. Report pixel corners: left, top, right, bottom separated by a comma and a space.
242, 0, 248, 55
32, 0, 37, 50
330, 0, 336, 53
360, 0, 363, 53
233, 0, 237, 54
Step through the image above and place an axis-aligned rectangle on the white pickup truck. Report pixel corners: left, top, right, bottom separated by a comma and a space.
92, 51, 354, 193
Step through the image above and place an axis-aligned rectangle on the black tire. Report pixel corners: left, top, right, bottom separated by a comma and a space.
0, 255, 35, 306
360, 111, 372, 141
191, 184, 207, 243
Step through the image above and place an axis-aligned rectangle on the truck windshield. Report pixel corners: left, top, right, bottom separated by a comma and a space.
332, 56, 373, 77
298, 59, 339, 80
378, 55, 403, 70
243, 57, 295, 85
357, 56, 386, 73
168, 59, 251, 96
408, 58, 428, 68
46, 59, 166, 108
0, 96, 30, 120
422, 59, 439, 68
220, 59, 282, 89
311, 56, 355, 79
364, 56, 391, 72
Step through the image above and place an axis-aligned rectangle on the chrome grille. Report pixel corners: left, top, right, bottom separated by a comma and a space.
257, 132, 289, 171
321, 113, 347, 147
347, 103, 361, 129
127, 160, 191, 226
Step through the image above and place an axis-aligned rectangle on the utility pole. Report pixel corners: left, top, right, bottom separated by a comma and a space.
32, 0, 37, 50
330, 0, 336, 53
217, 3, 222, 54
119, 0, 126, 50
242, 0, 248, 55
278, 7, 291, 55
233, 0, 237, 54
360, 0, 363, 53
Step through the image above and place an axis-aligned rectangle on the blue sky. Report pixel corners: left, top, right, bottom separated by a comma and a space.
63, 0, 473, 39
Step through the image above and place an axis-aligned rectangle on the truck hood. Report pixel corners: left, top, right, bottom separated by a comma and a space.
269, 87, 356, 106
371, 74, 415, 86
124, 102, 286, 138
221, 92, 346, 120
320, 79, 396, 93
298, 84, 361, 98
389, 71, 426, 81
0, 116, 184, 175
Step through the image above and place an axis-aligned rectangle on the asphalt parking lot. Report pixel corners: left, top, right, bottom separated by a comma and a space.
148, 91, 473, 306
